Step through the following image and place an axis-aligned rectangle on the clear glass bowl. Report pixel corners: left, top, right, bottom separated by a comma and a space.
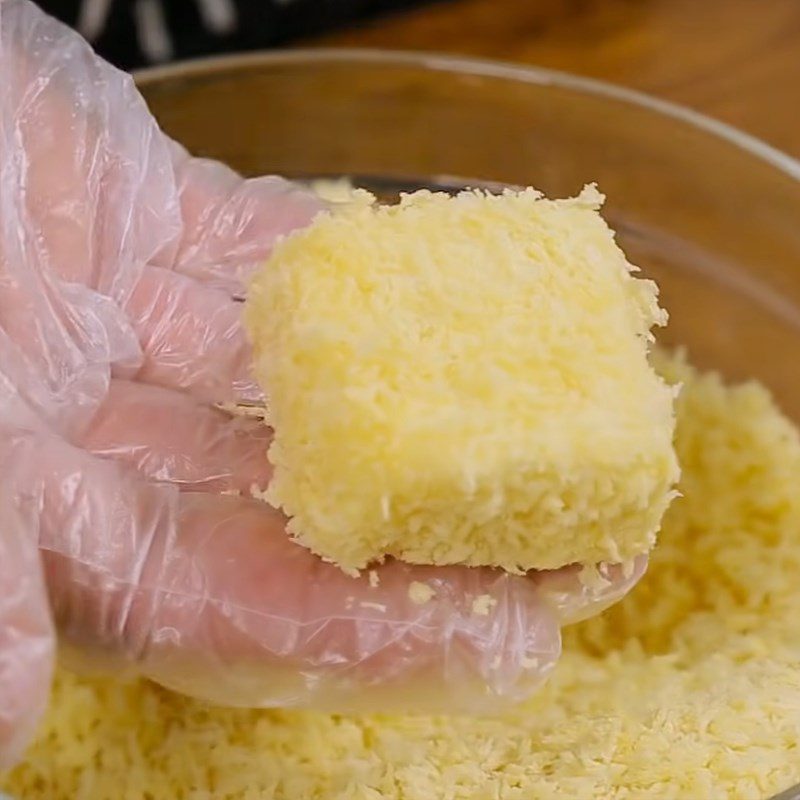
135, 52, 800, 800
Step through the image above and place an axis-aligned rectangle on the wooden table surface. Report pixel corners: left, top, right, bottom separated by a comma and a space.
308, 0, 800, 160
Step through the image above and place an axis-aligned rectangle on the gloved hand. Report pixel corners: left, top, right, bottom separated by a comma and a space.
0, 0, 646, 768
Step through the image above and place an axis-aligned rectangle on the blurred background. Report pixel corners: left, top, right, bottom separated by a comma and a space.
38, 0, 800, 157
41, 0, 444, 69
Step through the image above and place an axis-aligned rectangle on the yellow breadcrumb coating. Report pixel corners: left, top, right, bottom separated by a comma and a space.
6, 351, 800, 799
245, 186, 679, 572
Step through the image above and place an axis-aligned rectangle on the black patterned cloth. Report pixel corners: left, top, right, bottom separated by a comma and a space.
36, 0, 444, 69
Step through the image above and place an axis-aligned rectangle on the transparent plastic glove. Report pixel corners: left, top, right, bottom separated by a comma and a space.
0, 0, 647, 767
0, 490, 54, 768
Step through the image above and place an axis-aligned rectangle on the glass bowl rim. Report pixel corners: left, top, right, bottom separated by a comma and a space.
134, 47, 800, 185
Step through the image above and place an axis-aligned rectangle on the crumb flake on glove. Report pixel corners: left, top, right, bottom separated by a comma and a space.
246, 186, 679, 573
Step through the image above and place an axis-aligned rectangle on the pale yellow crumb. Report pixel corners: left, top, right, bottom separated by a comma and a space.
408, 581, 436, 605
368, 570, 380, 589
220, 488, 242, 497
578, 563, 613, 591
471, 594, 498, 616
249, 483, 268, 502
359, 602, 387, 613
521, 656, 541, 670
309, 178, 372, 208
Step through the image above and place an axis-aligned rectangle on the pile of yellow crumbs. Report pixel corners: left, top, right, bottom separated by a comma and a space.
4, 351, 800, 799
